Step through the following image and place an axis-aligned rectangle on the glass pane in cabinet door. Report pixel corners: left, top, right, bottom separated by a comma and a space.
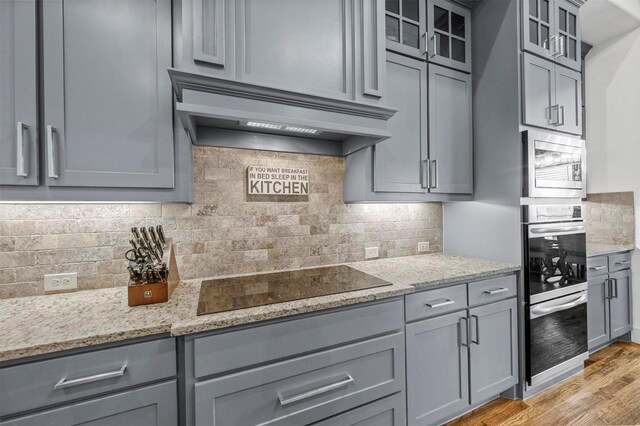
451, 38, 465, 62
569, 38, 577, 60
540, 0, 549, 23
559, 8, 567, 31
434, 6, 449, 32
402, 0, 419, 21
541, 25, 549, 49
569, 13, 576, 36
529, 0, 538, 18
436, 33, 450, 58
451, 12, 465, 38
403, 21, 420, 48
386, 0, 399, 14
386, 16, 400, 42
530, 20, 539, 45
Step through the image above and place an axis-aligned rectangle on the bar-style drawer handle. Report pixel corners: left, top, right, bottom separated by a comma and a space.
425, 299, 455, 308
615, 261, 631, 265
54, 364, 127, 390
278, 374, 354, 406
484, 287, 509, 295
589, 266, 607, 270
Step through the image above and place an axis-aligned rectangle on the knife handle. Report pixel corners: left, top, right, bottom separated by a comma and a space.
149, 227, 159, 245
156, 225, 166, 245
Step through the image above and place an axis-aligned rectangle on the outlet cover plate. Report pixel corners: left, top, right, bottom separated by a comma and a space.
417, 242, 430, 253
44, 272, 78, 293
365, 247, 379, 259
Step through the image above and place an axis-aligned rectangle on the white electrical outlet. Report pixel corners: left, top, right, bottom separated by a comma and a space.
365, 246, 379, 259
44, 272, 78, 293
417, 242, 430, 253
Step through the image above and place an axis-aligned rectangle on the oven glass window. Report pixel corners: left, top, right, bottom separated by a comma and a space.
529, 302, 587, 378
527, 233, 587, 299
534, 147, 583, 188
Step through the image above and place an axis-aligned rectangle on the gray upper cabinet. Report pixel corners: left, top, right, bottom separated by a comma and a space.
42, 0, 174, 189
384, 0, 426, 59
521, 0, 581, 71
0, 0, 38, 187
609, 269, 632, 339
184, 0, 386, 105
522, 52, 582, 135
426, 0, 471, 73
468, 298, 518, 404
374, 53, 428, 193
406, 310, 470, 426
428, 65, 473, 194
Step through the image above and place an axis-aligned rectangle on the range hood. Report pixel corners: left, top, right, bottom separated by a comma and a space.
168, 69, 397, 156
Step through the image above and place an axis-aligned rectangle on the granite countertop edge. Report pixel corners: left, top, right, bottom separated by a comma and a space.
586, 243, 636, 258
0, 253, 521, 363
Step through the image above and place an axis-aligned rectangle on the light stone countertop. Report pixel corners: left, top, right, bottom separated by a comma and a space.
0, 253, 519, 363
586, 243, 636, 258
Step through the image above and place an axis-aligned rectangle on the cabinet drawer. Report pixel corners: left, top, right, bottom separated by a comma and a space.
193, 299, 403, 378
609, 252, 632, 273
405, 284, 468, 322
313, 392, 406, 426
194, 333, 405, 426
468, 275, 517, 306
587, 256, 609, 277
0, 338, 175, 418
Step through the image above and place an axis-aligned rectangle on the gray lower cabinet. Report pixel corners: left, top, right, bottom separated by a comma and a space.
0, 381, 177, 426
406, 310, 470, 425
42, 0, 174, 189
0, 0, 38, 187
183, 0, 386, 106
587, 253, 633, 351
406, 279, 518, 426
183, 300, 405, 426
313, 392, 407, 426
522, 52, 582, 135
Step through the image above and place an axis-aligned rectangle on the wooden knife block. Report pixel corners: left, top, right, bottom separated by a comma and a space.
128, 239, 180, 307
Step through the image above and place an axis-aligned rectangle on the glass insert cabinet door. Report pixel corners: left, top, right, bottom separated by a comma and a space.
554, 0, 581, 71
426, 0, 471, 73
385, 0, 426, 58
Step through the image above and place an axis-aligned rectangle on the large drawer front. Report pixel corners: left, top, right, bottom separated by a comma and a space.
313, 392, 406, 426
587, 256, 609, 277
405, 284, 468, 322
193, 299, 403, 378
0, 338, 176, 417
609, 252, 632, 273
468, 275, 517, 306
194, 333, 405, 426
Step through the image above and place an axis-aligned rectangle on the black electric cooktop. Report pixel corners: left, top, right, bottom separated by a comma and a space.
197, 265, 392, 315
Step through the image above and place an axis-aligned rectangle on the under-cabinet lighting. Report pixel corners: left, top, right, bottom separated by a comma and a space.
242, 121, 320, 135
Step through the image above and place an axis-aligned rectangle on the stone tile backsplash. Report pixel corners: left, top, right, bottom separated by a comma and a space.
0, 146, 443, 298
585, 192, 635, 245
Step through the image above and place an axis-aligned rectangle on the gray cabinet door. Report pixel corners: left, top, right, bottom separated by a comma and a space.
384, 0, 426, 59
522, 52, 556, 130
373, 53, 428, 193
313, 392, 406, 426
554, 0, 581, 71
428, 65, 473, 194
587, 276, 610, 351
521, 0, 555, 60
0, 0, 38, 186
0, 381, 177, 426
555, 65, 582, 135
468, 298, 518, 404
406, 310, 469, 426
427, 0, 471, 73
609, 269, 633, 339
42, 0, 174, 189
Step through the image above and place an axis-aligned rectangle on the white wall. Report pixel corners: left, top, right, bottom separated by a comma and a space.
586, 26, 640, 341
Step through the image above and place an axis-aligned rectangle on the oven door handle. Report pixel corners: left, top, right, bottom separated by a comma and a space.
530, 293, 587, 318
530, 225, 585, 235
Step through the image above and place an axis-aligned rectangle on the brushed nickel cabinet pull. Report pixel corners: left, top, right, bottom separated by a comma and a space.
46, 125, 59, 179
425, 299, 455, 308
277, 374, 354, 406
484, 287, 509, 295
16, 122, 29, 177
54, 364, 127, 390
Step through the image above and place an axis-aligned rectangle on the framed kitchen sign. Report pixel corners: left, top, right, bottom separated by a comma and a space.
247, 166, 309, 196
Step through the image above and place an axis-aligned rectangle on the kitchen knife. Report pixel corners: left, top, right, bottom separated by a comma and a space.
140, 227, 153, 250
156, 225, 166, 246
149, 226, 159, 246
131, 227, 141, 241
155, 241, 164, 259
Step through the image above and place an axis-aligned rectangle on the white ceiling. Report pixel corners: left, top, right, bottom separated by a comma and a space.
581, 0, 640, 45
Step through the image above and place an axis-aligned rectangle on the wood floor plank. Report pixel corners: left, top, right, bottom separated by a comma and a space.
445, 342, 640, 426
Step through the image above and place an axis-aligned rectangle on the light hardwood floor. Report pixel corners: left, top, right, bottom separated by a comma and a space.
447, 341, 640, 426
